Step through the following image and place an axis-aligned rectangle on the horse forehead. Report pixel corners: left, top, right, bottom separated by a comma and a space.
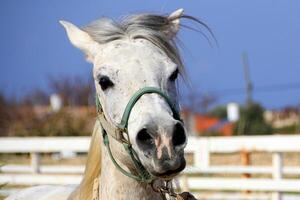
97, 39, 173, 71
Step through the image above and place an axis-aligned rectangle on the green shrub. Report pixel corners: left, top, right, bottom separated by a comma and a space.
234, 103, 273, 135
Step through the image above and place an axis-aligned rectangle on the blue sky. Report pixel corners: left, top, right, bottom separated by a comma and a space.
0, 0, 300, 109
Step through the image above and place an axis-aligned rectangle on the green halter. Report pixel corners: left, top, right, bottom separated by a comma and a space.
96, 87, 181, 183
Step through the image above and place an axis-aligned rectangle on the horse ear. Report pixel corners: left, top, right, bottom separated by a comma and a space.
59, 20, 100, 63
165, 8, 184, 39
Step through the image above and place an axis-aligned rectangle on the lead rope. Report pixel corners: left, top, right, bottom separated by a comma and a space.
151, 180, 178, 200
91, 178, 177, 200
92, 179, 183, 200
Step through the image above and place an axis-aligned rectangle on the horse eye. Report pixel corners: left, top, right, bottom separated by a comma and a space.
98, 76, 114, 91
169, 69, 179, 81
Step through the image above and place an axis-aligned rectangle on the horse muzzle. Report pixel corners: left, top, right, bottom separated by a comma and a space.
150, 148, 186, 179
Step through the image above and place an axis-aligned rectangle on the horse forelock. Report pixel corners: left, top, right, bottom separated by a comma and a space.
82, 13, 213, 78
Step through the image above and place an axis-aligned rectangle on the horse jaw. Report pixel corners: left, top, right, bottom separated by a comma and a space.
99, 128, 162, 200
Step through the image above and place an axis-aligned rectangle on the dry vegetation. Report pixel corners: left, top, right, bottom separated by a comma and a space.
0, 77, 96, 137
0, 154, 87, 166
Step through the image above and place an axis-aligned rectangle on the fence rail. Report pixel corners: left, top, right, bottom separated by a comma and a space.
1, 135, 300, 200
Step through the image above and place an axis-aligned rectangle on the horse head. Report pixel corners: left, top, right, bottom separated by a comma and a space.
60, 9, 188, 181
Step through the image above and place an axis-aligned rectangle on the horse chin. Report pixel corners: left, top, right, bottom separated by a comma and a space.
149, 159, 186, 180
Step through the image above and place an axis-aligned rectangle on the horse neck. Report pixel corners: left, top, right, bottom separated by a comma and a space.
99, 132, 162, 200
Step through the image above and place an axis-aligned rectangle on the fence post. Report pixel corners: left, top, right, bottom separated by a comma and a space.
30, 152, 40, 174
194, 139, 209, 169
272, 152, 283, 200
241, 150, 251, 179
241, 150, 251, 196
180, 174, 189, 192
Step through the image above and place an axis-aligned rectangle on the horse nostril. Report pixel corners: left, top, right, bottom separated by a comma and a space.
136, 128, 154, 149
172, 123, 186, 147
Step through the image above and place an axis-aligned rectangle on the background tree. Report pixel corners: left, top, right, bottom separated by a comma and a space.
180, 91, 217, 113
208, 105, 227, 119
235, 102, 273, 135
0, 92, 12, 136
48, 76, 94, 106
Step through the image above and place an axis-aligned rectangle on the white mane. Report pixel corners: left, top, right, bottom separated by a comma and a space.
83, 14, 185, 75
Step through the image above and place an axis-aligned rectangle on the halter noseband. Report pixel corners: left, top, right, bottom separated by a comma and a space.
95, 87, 182, 183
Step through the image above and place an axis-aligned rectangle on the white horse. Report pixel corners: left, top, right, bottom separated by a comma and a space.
6, 8, 205, 200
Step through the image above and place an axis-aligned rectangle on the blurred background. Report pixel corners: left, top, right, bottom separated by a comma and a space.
1, 0, 300, 137
1, 1, 300, 200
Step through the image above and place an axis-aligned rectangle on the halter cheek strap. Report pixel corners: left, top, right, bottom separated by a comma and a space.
96, 87, 182, 183
95, 97, 125, 142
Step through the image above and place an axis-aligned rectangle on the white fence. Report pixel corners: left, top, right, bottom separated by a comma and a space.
1, 135, 300, 200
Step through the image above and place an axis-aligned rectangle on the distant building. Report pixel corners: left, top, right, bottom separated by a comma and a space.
227, 102, 239, 122
182, 109, 234, 136
50, 94, 63, 112
264, 107, 300, 128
